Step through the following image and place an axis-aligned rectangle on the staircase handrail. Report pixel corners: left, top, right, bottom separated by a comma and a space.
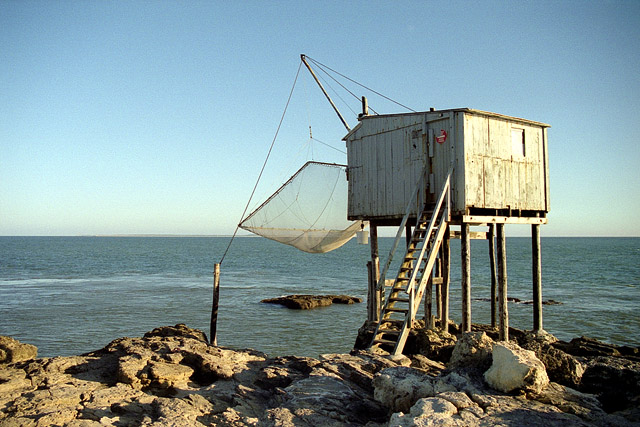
376, 165, 429, 291
405, 169, 452, 295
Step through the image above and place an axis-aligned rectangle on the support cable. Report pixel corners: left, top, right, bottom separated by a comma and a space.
311, 137, 347, 155
316, 66, 376, 115
312, 71, 361, 117
219, 62, 303, 265
306, 56, 417, 113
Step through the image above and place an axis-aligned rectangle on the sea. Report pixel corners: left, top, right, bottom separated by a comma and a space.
1, 236, 638, 358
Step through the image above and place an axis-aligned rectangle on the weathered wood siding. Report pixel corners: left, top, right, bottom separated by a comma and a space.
346, 114, 426, 220
462, 112, 548, 212
345, 109, 549, 221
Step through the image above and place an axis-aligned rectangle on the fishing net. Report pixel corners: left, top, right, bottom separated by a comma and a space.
239, 161, 365, 253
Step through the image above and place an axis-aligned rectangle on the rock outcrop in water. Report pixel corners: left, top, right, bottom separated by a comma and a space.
1, 323, 639, 426
261, 294, 362, 310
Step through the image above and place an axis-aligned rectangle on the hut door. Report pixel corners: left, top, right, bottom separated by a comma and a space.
428, 115, 452, 204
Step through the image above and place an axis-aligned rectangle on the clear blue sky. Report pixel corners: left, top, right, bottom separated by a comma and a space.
2, 1, 639, 237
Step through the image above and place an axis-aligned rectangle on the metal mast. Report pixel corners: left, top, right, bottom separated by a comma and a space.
300, 54, 351, 132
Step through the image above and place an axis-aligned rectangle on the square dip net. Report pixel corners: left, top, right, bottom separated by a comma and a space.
239, 161, 365, 253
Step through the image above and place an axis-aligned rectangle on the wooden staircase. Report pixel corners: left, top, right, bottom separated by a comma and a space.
368, 171, 452, 355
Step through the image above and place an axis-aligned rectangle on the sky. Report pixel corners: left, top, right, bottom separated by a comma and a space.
1, 1, 639, 237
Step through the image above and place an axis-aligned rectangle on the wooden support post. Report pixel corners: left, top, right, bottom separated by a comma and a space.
461, 223, 471, 333
405, 223, 412, 248
441, 225, 450, 333
367, 261, 375, 321
369, 224, 381, 322
532, 224, 543, 331
210, 263, 220, 346
435, 252, 442, 320
488, 224, 497, 328
497, 224, 509, 341
425, 275, 433, 329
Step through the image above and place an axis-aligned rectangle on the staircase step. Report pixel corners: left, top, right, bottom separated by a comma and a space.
400, 267, 425, 273
381, 319, 404, 326
385, 307, 408, 313
372, 338, 397, 346
389, 297, 410, 303
377, 328, 400, 335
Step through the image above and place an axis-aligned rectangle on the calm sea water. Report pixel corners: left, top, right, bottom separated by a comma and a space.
1, 236, 638, 358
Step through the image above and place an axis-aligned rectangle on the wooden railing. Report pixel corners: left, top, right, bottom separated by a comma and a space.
376, 165, 430, 293
405, 171, 451, 325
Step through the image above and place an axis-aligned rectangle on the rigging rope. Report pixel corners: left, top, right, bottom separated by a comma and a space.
315, 72, 361, 117
311, 137, 347, 155
219, 62, 303, 265
305, 55, 417, 113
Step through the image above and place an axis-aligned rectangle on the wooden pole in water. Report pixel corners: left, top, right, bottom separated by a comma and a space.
488, 224, 497, 328
441, 224, 450, 333
461, 223, 471, 332
496, 224, 509, 341
532, 224, 543, 331
210, 263, 220, 346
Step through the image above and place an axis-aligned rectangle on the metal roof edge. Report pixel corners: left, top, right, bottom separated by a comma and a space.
342, 121, 363, 141
343, 108, 550, 133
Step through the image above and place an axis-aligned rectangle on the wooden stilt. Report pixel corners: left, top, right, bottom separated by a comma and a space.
367, 261, 374, 321
425, 274, 433, 328
461, 223, 471, 332
496, 224, 508, 341
210, 263, 220, 346
370, 223, 381, 322
532, 224, 543, 331
435, 250, 442, 320
488, 224, 497, 328
441, 225, 450, 333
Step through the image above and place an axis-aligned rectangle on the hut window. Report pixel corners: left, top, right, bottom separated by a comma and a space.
511, 128, 525, 158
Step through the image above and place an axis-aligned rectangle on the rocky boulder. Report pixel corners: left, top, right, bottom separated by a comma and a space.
553, 336, 640, 360
484, 341, 550, 394
0, 336, 37, 364
144, 323, 209, 342
261, 294, 362, 310
580, 355, 640, 415
517, 331, 585, 389
413, 327, 457, 363
1, 324, 638, 426
373, 366, 454, 413
448, 331, 494, 373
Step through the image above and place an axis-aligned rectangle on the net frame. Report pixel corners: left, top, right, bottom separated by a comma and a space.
239, 161, 364, 253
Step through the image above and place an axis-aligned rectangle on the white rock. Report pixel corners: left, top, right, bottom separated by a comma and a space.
373, 366, 435, 413
484, 341, 549, 394
388, 397, 469, 427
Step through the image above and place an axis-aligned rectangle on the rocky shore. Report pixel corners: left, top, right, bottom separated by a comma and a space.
1, 323, 638, 426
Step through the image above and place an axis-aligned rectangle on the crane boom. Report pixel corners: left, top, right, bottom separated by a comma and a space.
300, 54, 351, 132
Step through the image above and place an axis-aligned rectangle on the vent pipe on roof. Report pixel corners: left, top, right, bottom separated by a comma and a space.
359, 96, 369, 118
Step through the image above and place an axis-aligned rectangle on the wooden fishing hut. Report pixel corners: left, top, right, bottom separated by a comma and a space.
344, 107, 550, 354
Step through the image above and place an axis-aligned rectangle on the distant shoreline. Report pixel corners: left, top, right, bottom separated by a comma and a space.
84, 234, 259, 238
1, 235, 638, 238
0, 234, 257, 238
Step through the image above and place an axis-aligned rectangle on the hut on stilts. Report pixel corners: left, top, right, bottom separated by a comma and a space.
219, 56, 550, 356
344, 107, 550, 355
